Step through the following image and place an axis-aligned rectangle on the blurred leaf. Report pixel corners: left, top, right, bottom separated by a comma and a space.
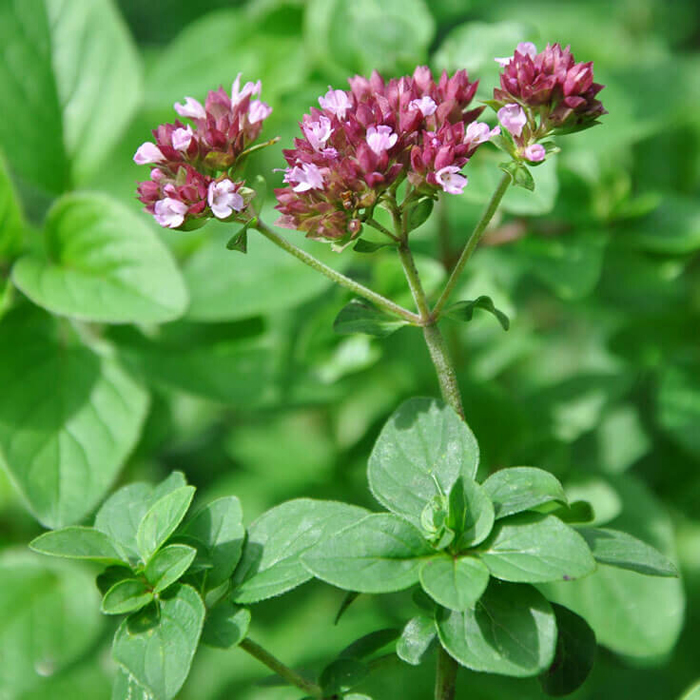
302, 513, 433, 593
396, 615, 436, 666
539, 604, 596, 697
339, 628, 400, 659
232, 499, 369, 603
0, 309, 149, 528
0, 0, 141, 192
597, 405, 650, 474
0, 154, 24, 259
113, 584, 204, 700
201, 598, 250, 650
368, 397, 479, 530
657, 366, 700, 457
334, 299, 410, 338
478, 513, 596, 583
444, 295, 510, 330
436, 581, 556, 677
419, 555, 490, 611
144, 544, 197, 594
320, 658, 368, 695
483, 467, 567, 519
29, 526, 125, 564
681, 681, 700, 700
12, 194, 188, 324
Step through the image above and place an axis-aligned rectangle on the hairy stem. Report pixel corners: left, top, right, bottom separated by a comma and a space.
239, 637, 322, 698
435, 647, 459, 700
422, 323, 465, 419
254, 219, 420, 324
432, 172, 511, 318
397, 242, 431, 321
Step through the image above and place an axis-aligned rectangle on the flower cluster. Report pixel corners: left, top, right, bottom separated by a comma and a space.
274, 67, 499, 245
491, 42, 606, 163
134, 75, 272, 229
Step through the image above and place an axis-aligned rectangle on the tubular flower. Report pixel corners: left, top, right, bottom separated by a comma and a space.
134, 74, 272, 229
274, 67, 498, 246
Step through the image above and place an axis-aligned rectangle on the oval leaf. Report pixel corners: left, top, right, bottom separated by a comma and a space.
448, 476, 495, 548
101, 579, 153, 616
478, 513, 596, 583
420, 556, 490, 611
30, 526, 125, 564
302, 513, 433, 594
483, 467, 568, 519
397, 615, 437, 666
368, 397, 480, 530
201, 598, 251, 650
333, 299, 409, 338
145, 544, 197, 594
437, 581, 557, 677
12, 194, 188, 324
444, 296, 510, 331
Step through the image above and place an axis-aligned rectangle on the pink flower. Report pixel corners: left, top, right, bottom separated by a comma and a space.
366, 125, 398, 155
435, 166, 468, 195
303, 115, 333, 151
174, 97, 206, 120
172, 126, 193, 151
154, 198, 188, 228
133, 142, 165, 165
409, 96, 437, 117
524, 144, 546, 162
319, 87, 352, 119
494, 41, 537, 67
249, 100, 273, 124
208, 179, 244, 219
285, 163, 325, 193
497, 104, 527, 137
464, 122, 500, 148
231, 73, 261, 107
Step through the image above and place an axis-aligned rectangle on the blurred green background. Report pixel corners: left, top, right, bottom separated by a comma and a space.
1, 0, 699, 698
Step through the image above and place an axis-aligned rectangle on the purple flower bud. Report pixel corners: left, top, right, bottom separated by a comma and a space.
134, 142, 165, 165
303, 115, 333, 151
208, 179, 244, 219
285, 163, 325, 193
174, 97, 206, 120
409, 96, 437, 117
435, 166, 468, 195
154, 197, 188, 228
319, 87, 352, 119
248, 100, 273, 124
523, 143, 546, 162
171, 126, 194, 152
366, 125, 398, 155
497, 104, 527, 137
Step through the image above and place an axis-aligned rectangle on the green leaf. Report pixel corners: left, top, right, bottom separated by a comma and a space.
444, 296, 510, 331
0, 154, 25, 260
339, 628, 400, 659
577, 528, 678, 577
180, 496, 245, 589
0, 0, 142, 192
539, 604, 596, 697
406, 197, 434, 232
500, 162, 535, 191
112, 669, 153, 700
368, 397, 479, 530
483, 467, 568, 519
12, 193, 188, 324
546, 500, 595, 525
657, 366, 700, 457
681, 681, 700, 700
226, 227, 248, 253
97, 566, 134, 597
436, 581, 557, 677
0, 551, 102, 697
136, 486, 196, 563
333, 299, 410, 338
320, 658, 368, 695
201, 598, 250, 649
478, 513, 596, 583
447, 475, 495, 548
302, 513, 433, 593
144, 544, 197, 594
397, 615, 436, 666
0, 310, 149, 528
353, 238, 395, 253
232, 499, 369, 603
29, 526, 125, 564
95, 473, 187, 563
334, 591, 360, 625
113, 584, 205, 700
101, 579, 153, 616
419, 556, 490, 611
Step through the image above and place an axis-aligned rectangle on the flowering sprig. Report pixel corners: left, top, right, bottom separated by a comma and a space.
489, 42, 606, 166
274, 67, 500, 246
134, 74, 273, 229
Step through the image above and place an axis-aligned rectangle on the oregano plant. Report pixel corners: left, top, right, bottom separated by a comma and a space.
18, 38, 682, 700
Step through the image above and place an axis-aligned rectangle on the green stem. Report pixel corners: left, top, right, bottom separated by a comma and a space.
366, 217, 399, 241
254, 219, 420, 324
435, 647, 459, 700
432, 172, 511, 318
239, 637, 322, 698
397, 242, 431, 321
422, 323, 465, 419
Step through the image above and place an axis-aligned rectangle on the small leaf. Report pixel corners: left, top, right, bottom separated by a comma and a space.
302, 513, 433, 594
144, 544, 197, 594
339, 628, 400, 659
353, 238, 395, 253
333, 299, 409, 338
335, 591, 360, 625
515, 164, 535, 191
97, 566, 134, 596
577, 528, 678, 577
101, 579, 153, 616
447, 476, 495, 548
320, 658, 368, 695
444, 296, 510, 330
136, 486, 196, 564
406, 197, 434, 232
232, 499, 369, 603
201, 598, 250, 649
30, 526, 126, 564
436, 581, 557, 677
113, 584, 205, 700
226, 227, 248, 253
397, 615, 436, 666
419, 556, 490, 611
539, 604, 596, 697
478, 513, 596, 583
483, 467, 568, 519
368, 397, 480, 530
